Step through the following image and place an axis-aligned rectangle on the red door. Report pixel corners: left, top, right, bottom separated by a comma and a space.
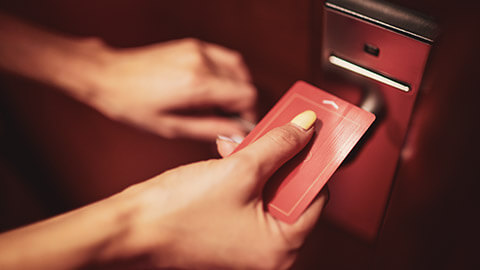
0, 1, 478, 269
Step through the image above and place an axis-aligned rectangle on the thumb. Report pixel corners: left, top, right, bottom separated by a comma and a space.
233, 110, 317, 193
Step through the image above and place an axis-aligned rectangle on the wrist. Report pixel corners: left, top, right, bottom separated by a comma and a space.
55, 37, 115, 105
0, 14, 114, 107
106, 184, 177, 268
0, 187, 144, 270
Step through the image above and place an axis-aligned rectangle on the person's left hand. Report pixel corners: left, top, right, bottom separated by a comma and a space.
0, 111, 326, 270
113, 111, 326, 269
84, 38, 257, 140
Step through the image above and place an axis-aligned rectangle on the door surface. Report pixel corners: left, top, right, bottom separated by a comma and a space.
0, 1, 478, 269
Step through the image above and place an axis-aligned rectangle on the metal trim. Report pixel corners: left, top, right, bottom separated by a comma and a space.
325, 2, 434, 44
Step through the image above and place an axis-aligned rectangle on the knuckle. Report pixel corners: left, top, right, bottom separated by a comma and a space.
243, 85, 258, 102
180, 38, 205, 66
188, 51, 205, 66
182, 37, 201, 47
231, 51, 245, 64
188, 38, 203, 53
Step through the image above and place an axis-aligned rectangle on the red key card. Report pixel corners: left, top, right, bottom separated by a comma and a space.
233, 81, 375, 223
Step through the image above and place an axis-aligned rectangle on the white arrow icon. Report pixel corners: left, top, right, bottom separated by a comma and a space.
322, 100, 339, 110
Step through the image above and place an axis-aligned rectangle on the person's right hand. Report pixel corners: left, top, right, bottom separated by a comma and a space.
84, 38, 257, 140
114, 110, 327, 270
0, 13, 256, 140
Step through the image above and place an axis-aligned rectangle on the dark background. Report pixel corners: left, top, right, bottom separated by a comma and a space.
1, 1, 479, 269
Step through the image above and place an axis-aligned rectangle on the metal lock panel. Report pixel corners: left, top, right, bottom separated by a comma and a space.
319, 0, 438, 241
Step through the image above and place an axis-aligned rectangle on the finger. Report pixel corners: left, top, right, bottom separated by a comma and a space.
157, 115, 248, 141
233, 116, 256, 133
199, 43, 257, 122
164, 76, 257, 123
202, 42, 252, 82
197, 77, 257, 121
277, 188, 329, 248
233, 110, 317, 191
216, 135, 242, 157
239, 109, 257, 124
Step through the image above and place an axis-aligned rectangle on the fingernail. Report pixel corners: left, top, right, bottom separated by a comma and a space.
230, 135, 244, 144
217, 135, 243, 144
290, 110, 317, 130
217, 135, 235, 142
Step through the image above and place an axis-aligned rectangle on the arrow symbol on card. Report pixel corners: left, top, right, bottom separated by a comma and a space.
322, 100, 339, 110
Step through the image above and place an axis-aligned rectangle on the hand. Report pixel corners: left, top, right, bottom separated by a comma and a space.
0, 111, 326, 270
119, 110, 327, 269
88, 38, 257, 140
1, 14, 256, 140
